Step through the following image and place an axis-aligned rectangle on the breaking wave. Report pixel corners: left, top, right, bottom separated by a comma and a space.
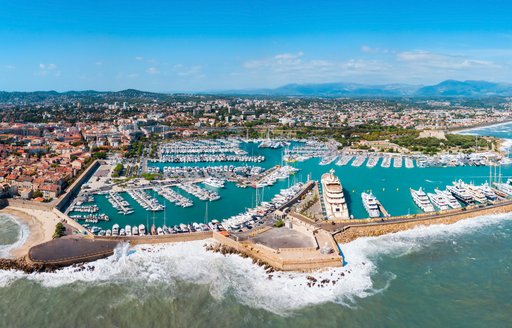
0, 214, 29, 259
0, 213, 511, 315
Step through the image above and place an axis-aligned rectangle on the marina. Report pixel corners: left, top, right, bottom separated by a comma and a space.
393, 155, 403, 168
154, 187, 193, 208
351, 155, 367, 167
366, 155, 380, 168
126, 189, 165, 211
106, 192, 134, 215
335, 154, 353, 166
381, 156, 391, 168
61, 139, 512, 237
176, 183, 221, 201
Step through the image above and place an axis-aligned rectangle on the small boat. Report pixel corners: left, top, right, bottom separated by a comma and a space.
138, 224, 146, 235
112, 224, 119, 236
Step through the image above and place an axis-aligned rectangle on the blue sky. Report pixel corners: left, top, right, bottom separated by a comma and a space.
0, 0, 511, 92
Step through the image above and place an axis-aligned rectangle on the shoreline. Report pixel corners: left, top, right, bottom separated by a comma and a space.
1, 200, 512, 272
0, 207, 60, 258
449, 119, 512, 134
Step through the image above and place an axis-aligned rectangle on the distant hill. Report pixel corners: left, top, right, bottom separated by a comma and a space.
0, 89, 169, 103
219, 80, 512, 97
414, 80, 512, 97
2, 80, 512, 102
217, 83, 420, 97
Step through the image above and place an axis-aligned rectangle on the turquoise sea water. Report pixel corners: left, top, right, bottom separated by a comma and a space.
2, 125, 512, 327
72, 141, 512, 230
0, 213, 511, 327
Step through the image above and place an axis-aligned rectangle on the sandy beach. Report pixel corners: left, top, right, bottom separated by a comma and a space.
450, 119, 512, 134
1, 206, 61, 258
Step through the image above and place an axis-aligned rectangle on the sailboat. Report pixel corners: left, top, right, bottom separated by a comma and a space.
162, 201, 168, 234
151, 210, 157, 235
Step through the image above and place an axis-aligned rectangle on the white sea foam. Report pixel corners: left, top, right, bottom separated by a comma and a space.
0, 213, 511, 315
455, 121, 512, 135
499, 138, 512, 152
0, 214, 30, 258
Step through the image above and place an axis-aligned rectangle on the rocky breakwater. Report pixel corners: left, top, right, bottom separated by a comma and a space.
335, 201, 512, 244
205, 242, 278, 276
0, 256, 59, 273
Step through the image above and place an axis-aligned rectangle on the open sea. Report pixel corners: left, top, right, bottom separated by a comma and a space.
2, 123, 512, 327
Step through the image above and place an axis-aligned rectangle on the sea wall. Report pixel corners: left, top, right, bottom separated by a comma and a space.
94, 231, 212, 245
55, 160, 101, 212
7, 199, 54, 211
335, 202, 512, 243
28, 249, 116, 267
213, 231, 343, 271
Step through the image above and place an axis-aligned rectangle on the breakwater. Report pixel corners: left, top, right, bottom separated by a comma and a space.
334, 200, 512, 243
28, 238, 120, 266
0, 257, 59, 273
212, 231, 343, 272
95, 231, 212, 245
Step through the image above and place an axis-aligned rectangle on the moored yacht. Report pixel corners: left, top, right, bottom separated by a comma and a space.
434, 189, 462, 209
446, 182, 474, 204
479, 183, 497, 201
410, 187, 435, 212
464, 183, 488, 204
361, 192, 380, 218
493, 182, 512, 196
427, 192, 449, 211
203, 177, 225, 188
321, 169, 350, 220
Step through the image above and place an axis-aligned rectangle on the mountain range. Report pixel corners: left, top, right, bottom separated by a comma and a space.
2, 80, 512, 102
220, 80, 512, 97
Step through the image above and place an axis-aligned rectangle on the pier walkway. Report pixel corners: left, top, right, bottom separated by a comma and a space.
376, 200, 391, 217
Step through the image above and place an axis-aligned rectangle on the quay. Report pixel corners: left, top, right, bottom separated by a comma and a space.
376, 200, 391, 217
328, 199, 512, 244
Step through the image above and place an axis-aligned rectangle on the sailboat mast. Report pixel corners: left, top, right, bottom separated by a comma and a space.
164, 202, 166, 227
204, 202, 209, 224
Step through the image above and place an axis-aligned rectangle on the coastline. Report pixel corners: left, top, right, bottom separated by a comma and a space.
449, 119, 512, 134
0, 207, 60, 258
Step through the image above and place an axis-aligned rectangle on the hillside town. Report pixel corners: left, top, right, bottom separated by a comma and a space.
0, 93, 511, 202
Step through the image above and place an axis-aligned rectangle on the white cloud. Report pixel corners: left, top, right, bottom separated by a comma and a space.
397, 50, 499, 69
243, 52, 389, 83
360, 45, 390, 54
35, 63, 60, 77
39, 63, 57, 70
361, 45, 374, 53
146, 67, 159, 74
244, 52, 305, 69
135, 56, 144, 61
172, 64, 204, 78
